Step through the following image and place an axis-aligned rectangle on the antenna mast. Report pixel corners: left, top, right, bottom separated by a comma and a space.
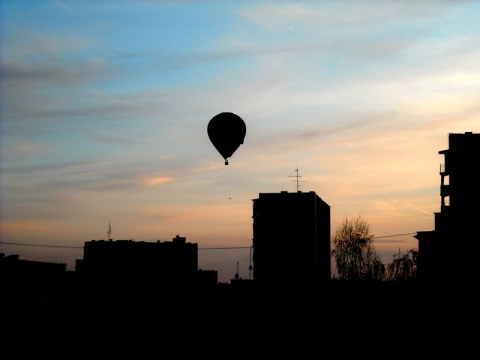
108, 222, 112, 240
234, 261, 240, 280
288, 167, 306, 191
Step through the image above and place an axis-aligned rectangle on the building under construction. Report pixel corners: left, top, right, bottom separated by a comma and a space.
415, 132, 480, 282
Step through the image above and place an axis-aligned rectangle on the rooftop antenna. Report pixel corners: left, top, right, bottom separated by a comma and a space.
234, 261, 240, 280
107, 222, 112, 241
288, 166, 306, 192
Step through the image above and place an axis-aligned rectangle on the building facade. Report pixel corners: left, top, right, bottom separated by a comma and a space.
76, 235, 217, 287
415, 132, 480, 282
252, 191, 331, 286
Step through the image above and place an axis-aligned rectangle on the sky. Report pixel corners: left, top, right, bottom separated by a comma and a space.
1, 0, 479, 283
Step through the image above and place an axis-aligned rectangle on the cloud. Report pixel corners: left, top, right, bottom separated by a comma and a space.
141, 175, 175, 187
236, 2, 444, 30
89, 135, 148, 145
1, 143, 46, 161
54, 0, 106, 28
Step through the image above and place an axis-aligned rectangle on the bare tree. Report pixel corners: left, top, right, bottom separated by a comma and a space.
385, 248, 418, 281
332, 215, 385, 281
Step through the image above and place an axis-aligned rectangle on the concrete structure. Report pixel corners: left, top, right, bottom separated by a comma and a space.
1, 253, 66, 275
75, 235, 217, 287
252, 191, 331, 285
415, 132, 480, 282
1, 253, 67, 308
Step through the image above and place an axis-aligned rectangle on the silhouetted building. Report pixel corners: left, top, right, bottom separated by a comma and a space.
415, 132, 480, 282
252, 191, 331, 285
1, 253, 67, 275
75, 235, 217, 287
1, 253, 67, 308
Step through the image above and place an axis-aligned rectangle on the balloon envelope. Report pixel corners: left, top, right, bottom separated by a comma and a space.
207, 112, 246, 165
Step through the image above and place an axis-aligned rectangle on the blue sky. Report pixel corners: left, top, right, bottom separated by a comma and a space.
1, 0, 479, 282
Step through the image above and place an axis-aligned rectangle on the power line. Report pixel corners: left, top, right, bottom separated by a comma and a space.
0, 233, 417, 250
199, 247, 251, 250
0, 241, 83, 249
0, 241, 251, 250
373, 232, 416, 239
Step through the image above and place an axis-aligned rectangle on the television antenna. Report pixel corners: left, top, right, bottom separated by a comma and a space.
288, 167, 306, 191
234, 261, 240, 280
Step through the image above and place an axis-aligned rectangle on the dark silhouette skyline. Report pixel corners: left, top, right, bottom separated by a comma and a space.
2, 131, 479, 317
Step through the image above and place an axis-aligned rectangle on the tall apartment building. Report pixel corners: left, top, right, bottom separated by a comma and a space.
415, 132, 480, 282
252, 191, 331, 286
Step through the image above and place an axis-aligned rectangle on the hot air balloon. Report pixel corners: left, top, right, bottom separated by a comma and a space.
207, 112, 246, 165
